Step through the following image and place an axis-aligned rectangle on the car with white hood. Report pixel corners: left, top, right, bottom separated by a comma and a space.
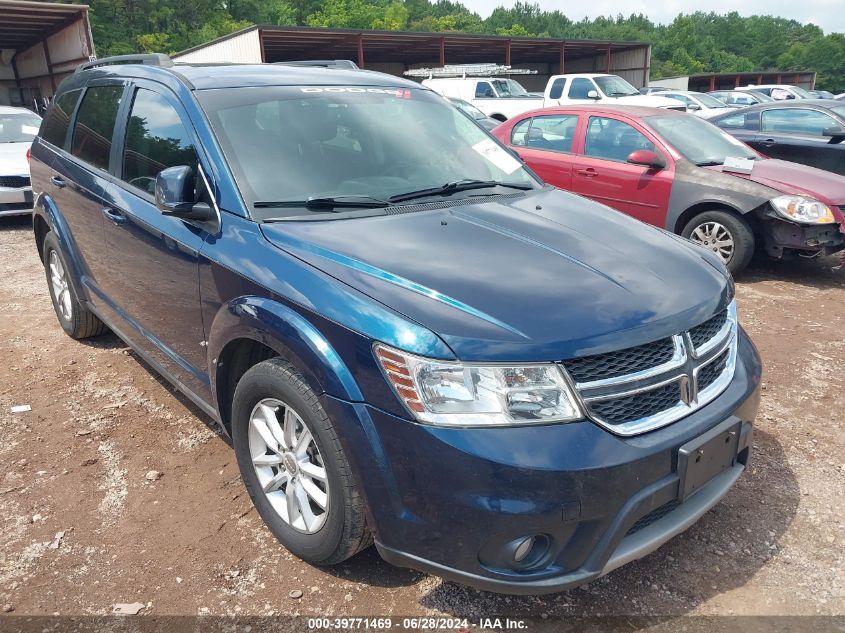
0, 106, 41, 217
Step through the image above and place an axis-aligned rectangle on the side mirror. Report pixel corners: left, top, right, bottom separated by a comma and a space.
822, 126, 845, 141
155, 166, 214, 221
687, 103, 702, 111
586, 90, 600, 100
627, 149, 666, 169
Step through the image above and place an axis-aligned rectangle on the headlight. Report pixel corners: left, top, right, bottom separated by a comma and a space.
770, 195, 835, 224
374, 345, 582, 427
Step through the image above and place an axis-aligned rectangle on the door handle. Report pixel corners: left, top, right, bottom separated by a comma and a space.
760, 138, 776, 147
576, 168, 598, 177
102, 207, 126, 225
50, 176, 66, 188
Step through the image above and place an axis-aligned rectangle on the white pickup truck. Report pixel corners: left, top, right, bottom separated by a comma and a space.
423, 73, 685, 121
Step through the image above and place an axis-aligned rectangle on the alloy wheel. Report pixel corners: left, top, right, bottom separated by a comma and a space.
49, 250, 73, 321
690, 221, 734, 264
248, 398, 329, 533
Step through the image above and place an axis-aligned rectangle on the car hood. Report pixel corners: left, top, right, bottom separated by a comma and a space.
260, 189, 730, 362
0, 142, 30, 175
709, 159, 845, 206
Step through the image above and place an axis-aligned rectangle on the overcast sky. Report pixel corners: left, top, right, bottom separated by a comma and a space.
460, 0, 845, 34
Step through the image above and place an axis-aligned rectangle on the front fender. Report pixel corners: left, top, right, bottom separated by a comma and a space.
207, 295, 364, 404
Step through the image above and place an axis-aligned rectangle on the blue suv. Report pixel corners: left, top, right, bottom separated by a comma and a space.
30, 55, 761, 594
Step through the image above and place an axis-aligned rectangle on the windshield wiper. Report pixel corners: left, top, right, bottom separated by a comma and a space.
254, 195, 391, 210
695, 160, 725, 167
388, 179, 533, 204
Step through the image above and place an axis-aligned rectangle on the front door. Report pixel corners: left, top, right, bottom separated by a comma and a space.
570, 115, 673, 227
98, 83, 212, 401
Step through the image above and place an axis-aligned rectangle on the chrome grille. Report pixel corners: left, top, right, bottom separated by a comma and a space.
562, 338, 675, 384
0, 175, 30, 188
565, 303, 737, 436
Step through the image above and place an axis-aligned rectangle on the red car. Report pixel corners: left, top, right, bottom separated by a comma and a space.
492, 105, 845, 272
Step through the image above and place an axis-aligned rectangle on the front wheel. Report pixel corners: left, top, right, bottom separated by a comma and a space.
232, 358, 371, 565
681, 210, 755, 273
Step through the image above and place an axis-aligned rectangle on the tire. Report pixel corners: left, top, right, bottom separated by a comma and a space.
232, 358, 371, 565
681, 209, 755, 274
42, 231, 108, 339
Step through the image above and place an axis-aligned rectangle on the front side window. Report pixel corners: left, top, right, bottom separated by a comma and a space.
569, 78, 596, 99
197, 87, 539, 220
41, 89, 81, 148
523, 114, 578, 153
475, 82, 495, 98
584, 116, 655, 162
694, 93, 731, 109
71, 85, 123, 170
666, 94, 693, 107
122, 88, 197, 195
0, 111, 42, 144
761, 108, 838, 136
715, 112, 750, 129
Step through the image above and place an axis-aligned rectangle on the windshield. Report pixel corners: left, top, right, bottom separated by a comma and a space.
491, 79, 530, 98
791, 86, 813, 99
198, 86, 539, 219
646, 115, 759, 165
595, 76, 640, 97
693, 93, 731, 108
0, 111, 41, 143
450, 98, 487, 120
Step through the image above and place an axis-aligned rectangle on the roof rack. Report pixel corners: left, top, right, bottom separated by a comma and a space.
76, 53, 174, 73
404, 64, 538, 79
274, 60, 359, 70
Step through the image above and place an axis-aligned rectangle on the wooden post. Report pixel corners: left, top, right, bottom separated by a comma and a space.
735, 75, 741, 87
259, 29, 266, 63
606, 43, 611, 73
357, 33, 364, 69
505, 39, 511, 66
709, 75, 715, 91
439, 36, 445, 67
559, 41, 565, 74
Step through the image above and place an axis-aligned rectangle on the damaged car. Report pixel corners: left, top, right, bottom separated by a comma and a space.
493, 105, 845, 272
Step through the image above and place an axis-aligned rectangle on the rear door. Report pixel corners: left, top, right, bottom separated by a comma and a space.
98, 81, 212, 400
508, 113, 579, 189
570, 115, 674, 226
755, 107, 844, 174
48, 82, 127, 305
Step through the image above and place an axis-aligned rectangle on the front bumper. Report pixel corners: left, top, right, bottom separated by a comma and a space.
0, 185, 33, 216
322, 329, 762, 595
762, 216, 845, 258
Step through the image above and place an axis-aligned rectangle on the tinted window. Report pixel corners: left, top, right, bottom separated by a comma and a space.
475, 82, 495, 98
762, 108, 838, 136
569, 78, 595, 99
584, 116, 654, 161
122, 89, 197, 195
524, 114, 578, 152
71, 86, 123, 170
548, 78, 567, 100
40, 90, 81, 148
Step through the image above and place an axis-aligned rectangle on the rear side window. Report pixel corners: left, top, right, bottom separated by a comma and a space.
548, 78, 567, 100
511, 119, 531, 146
525, 115, 578, 152
475, 82, 495, 98
40, 89, 81, 148
71, 85, 124, 170
715, 112, 748, 128
122, 88, 197, 195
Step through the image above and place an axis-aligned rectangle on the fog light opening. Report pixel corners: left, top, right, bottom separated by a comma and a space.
507, 533, 550, 570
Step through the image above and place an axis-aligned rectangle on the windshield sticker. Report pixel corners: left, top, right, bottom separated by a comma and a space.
471, 138, 521, 175
723, 156, 755, 174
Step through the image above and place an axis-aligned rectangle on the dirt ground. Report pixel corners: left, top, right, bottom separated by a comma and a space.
1, 214, 843, 624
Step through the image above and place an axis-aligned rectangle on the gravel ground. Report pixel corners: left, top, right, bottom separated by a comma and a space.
0, 215, 843, 625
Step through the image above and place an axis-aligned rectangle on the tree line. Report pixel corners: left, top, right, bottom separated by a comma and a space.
72, 0, 845, 91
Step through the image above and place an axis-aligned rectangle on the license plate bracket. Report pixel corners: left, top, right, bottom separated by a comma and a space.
678, 418, 741, 501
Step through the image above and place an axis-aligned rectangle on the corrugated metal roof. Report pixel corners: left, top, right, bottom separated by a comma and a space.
0, 0, 89, 51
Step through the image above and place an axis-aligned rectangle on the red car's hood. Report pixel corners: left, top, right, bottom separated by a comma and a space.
710, 159, 845, 206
